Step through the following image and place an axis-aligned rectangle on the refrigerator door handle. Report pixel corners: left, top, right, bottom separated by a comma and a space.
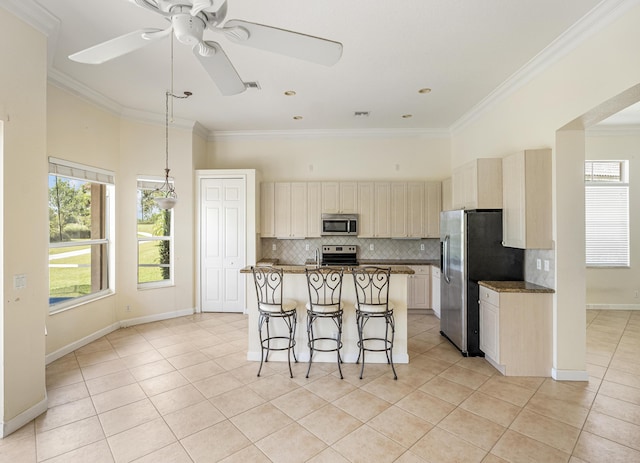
443, 235, 451, 284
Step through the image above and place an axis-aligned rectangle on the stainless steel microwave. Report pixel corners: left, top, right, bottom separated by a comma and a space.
321, 213, 358, 236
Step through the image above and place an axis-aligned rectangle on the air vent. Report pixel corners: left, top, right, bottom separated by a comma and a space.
354, 111, 370, 118
244, 81, 261, 90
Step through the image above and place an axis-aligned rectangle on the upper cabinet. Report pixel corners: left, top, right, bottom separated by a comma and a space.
441, 178, 452, 212
261, 180, 442, 239
424, 181, 442, 238
502, 149, 552, 249
452, 158, 502, 210
274, 182, 307, 239
321, 182, 358, 213
260, 182, 275, 238
307, 182, 322, 238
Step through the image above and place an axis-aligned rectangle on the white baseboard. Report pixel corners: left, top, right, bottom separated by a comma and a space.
587, 304, 640, 310
119, 308, 195, 328
1, 396, 48, 438
46, 322, 121, 365
552, 368, 589, 381
46, 308, 195, 365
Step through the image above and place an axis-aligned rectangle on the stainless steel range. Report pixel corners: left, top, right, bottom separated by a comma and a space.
321, 245, 359, 267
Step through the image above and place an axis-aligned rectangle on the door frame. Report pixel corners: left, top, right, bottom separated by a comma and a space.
195, 169, 257, 313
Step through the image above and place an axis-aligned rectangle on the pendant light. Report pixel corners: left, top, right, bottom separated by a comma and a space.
154, 34, 192, 210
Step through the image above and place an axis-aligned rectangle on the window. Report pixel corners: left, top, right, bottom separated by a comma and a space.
137, 177, 174, 287
585, 160, 629, 267
48, 158, 114, 310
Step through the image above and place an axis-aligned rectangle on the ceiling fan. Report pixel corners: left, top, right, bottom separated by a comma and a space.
69, 0, 343, 95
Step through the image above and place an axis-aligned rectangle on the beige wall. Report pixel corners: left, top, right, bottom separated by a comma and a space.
0, 7, 48, 433
209, 134, 451, 181
585, 131, 640, 305
450, 5, 640, 377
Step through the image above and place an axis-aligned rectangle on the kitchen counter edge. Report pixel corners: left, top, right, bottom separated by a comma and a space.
479, 281, 555, 293
240, 265, 415, 275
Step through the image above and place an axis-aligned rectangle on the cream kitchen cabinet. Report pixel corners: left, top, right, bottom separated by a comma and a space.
479, 284, 553, 376
407, 182, 425, 238
374, 182, 391, 237
321, 182, 358, 213
274, 182, 307, 238
357, 182, 374, 237
502, 149, 552, 249
260, 182, 275, 238
407, 265, 431, 310
452, 158, 502, 210
424, 181, 442, 238
441, 178, 453, 211
391, 183, 407, 237
307, 182, 322, 238
431, 265, 441, 318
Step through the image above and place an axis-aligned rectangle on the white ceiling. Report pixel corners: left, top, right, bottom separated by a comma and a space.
13, 0, 635, 134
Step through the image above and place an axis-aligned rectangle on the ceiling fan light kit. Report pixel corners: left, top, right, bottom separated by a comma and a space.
68, 0, 343, 95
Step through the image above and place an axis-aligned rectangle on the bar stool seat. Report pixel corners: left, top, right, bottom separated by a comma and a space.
251, 266, 298, 378
305, 267, 345, 379
352, 266, 397, 380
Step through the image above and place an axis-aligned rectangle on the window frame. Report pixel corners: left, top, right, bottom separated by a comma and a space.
136, 176, 175, 289
48, 157, 115, 313
585, 160, 630, 268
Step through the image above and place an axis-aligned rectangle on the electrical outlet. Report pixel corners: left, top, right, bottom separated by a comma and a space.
272, 243, 277, 251
126, 305, 131, 312
305, 244, 310, 251
544, 260, 550, 272
420, 244, 425, 251
635, 290, 639, 299
369, 243, 374, 251
536, 259, 541, 270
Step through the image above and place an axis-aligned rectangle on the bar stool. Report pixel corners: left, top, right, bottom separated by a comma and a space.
352, 266, 397, 380
251, 266, 298, 378
305, 267, 345, 379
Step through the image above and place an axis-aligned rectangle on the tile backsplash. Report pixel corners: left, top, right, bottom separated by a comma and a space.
524, 249, 555, 289
261, 237, 441, 265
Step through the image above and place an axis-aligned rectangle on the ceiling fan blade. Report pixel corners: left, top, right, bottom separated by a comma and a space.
128, 0, 171, 16
222, 19, 342, 66
69, 28, 166, 64
193, 41, 246, 95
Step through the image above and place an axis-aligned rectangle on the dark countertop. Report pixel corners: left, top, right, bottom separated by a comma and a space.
479, 281, 555, 293
359, 259, 440, 267
240, 264, 415, 275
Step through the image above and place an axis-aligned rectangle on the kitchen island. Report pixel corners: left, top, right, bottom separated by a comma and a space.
240, 264, 414, 366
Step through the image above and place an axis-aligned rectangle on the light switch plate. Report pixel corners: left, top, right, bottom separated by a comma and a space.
544, 260, 550, 272
536, 259, 541, 270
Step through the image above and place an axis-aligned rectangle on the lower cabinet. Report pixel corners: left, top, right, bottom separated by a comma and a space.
431, 266, 441, 318
407, 266, 430, 310
479, 285, 552, 376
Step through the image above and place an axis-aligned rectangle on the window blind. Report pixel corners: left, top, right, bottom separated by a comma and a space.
49, 157, 115, 185
585, 183, 629, 267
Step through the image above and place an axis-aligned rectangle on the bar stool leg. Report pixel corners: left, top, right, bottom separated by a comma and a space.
387, 313, 397, 380
336, 315, 344, 379
306, 312, 315, 378
257, 313, 266, 377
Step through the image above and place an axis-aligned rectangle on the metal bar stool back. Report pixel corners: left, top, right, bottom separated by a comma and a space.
251, 266, 298, 378
352, 266, 397, 380
305, 267, 345, 379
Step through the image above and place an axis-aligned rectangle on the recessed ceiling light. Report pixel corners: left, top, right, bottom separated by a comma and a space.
293, 115, 303, 120
284, 90, 296, 96
418, 88, 432, 94
402, 114, 413, 119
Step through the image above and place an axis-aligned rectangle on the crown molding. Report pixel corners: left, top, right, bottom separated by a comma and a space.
48, 68, 124, 116
450, 0, 640, 134
0, 0, 58, 36
210, 127, 451, 142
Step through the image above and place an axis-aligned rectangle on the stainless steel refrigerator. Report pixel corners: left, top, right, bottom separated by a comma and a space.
440, 210, 524, 356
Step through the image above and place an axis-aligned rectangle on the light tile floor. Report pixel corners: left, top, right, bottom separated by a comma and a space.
1, 309, 640, 462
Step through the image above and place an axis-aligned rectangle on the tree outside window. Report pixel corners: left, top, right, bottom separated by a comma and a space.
137, 178, 174, 285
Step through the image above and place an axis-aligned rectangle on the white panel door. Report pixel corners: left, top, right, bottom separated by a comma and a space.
201, 177, 246, 312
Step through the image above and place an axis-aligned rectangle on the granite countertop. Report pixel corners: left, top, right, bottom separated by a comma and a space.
479, 281, 555, 293
359, 259, 440, 267
240, 264, 415, 275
